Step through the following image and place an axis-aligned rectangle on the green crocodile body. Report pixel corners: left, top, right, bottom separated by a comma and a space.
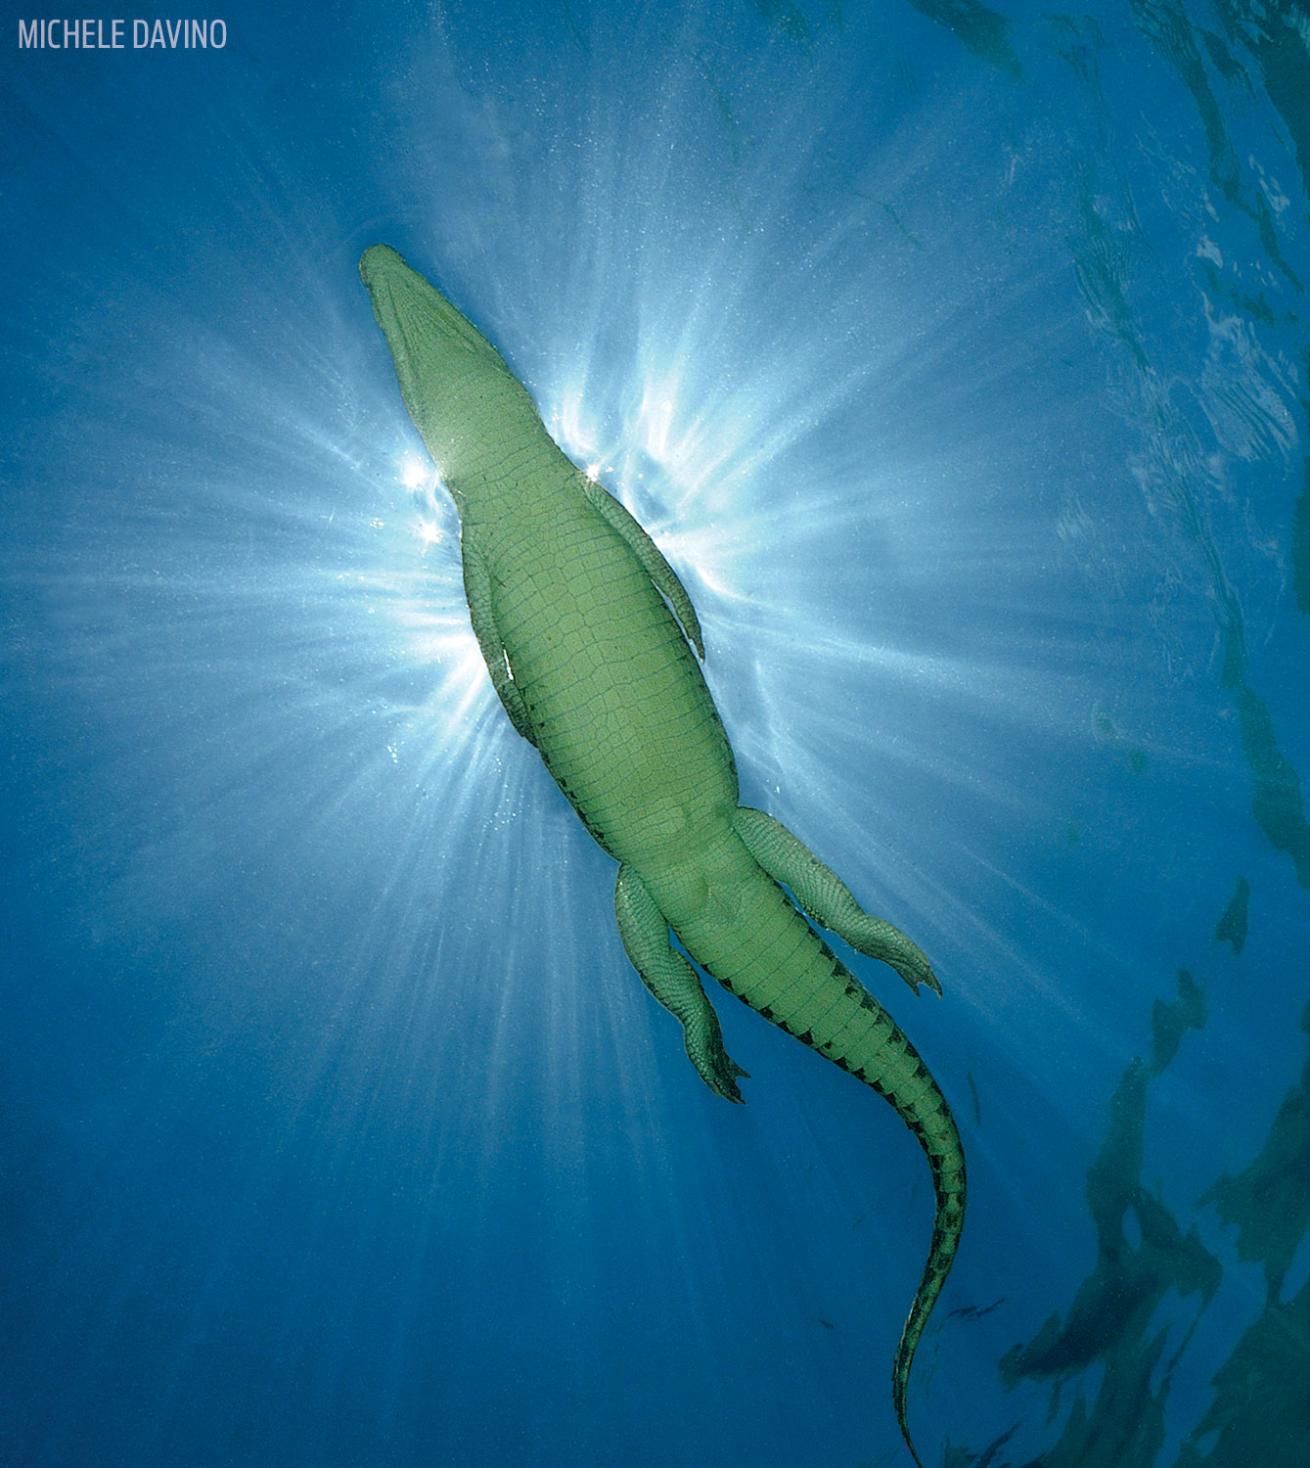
359, 243, 965, 1465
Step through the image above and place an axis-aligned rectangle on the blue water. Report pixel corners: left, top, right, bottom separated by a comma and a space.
3, 3, 1308, 1465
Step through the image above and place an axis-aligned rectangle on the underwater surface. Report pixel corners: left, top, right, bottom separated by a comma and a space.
3, 2, 1309, 1465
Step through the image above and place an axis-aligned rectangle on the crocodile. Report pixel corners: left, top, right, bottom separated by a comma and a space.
359, 243, 966, 1464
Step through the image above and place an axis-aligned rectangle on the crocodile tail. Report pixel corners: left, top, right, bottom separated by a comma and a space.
675, 857, 965, 1466
891, 1082, 965, 1467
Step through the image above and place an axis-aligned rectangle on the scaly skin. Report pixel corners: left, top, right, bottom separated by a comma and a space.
360, 244, 965, 1465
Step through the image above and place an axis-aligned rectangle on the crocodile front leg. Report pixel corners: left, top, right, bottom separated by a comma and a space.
462, 538, 537, 745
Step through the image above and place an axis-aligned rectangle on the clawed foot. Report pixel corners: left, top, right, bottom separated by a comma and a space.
704, 1050, 751, 1104
876, 932, 942, 998
686, 1014, 750, 1103
893, 948, 942, 998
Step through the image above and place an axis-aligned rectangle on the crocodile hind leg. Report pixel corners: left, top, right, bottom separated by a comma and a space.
732, 807, 940, 996
614, 864, 750, 1103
